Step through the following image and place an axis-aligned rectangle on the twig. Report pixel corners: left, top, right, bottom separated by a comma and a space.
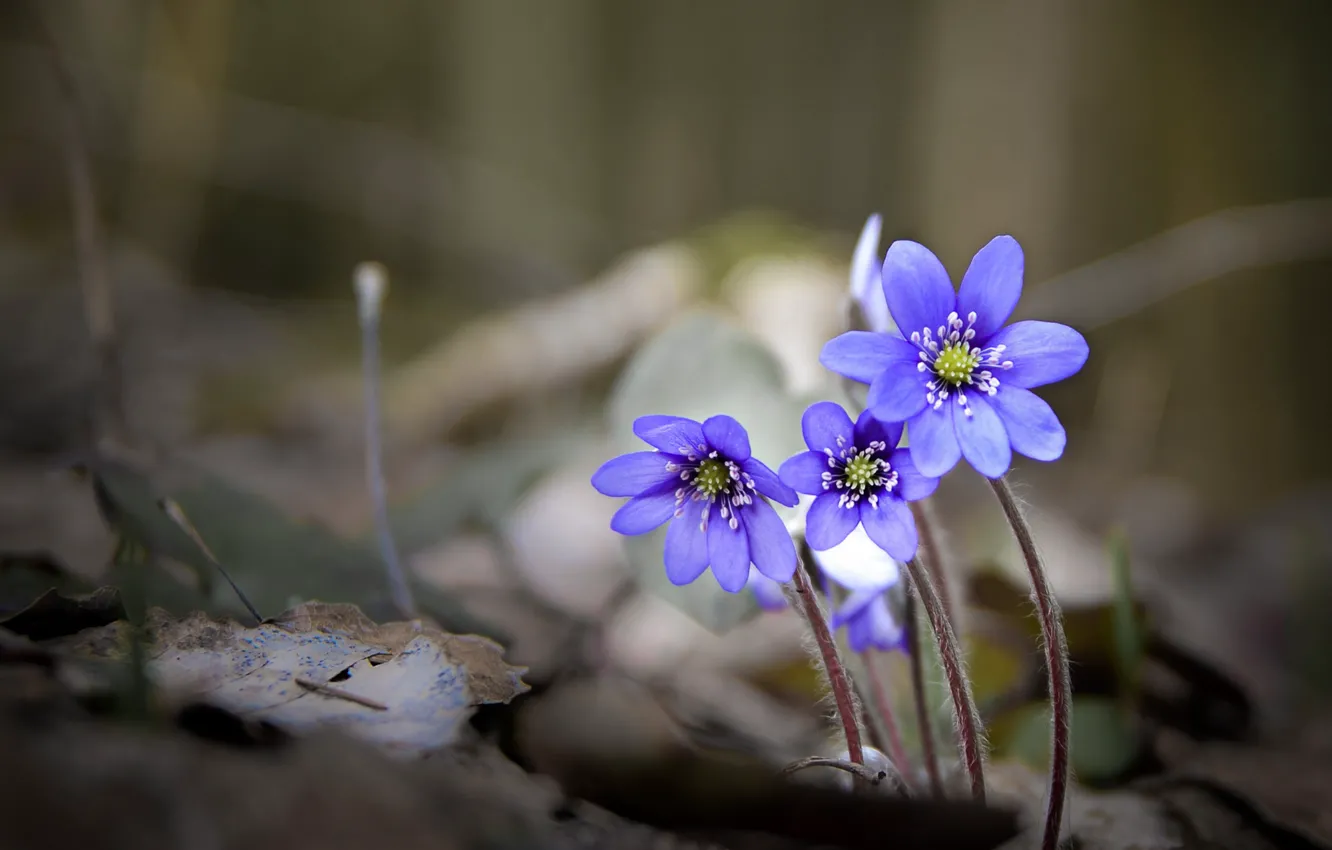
989, 477, 1070, 850
157, 497, 262, 624
295, 677, 388, 711
903, 556, 986, 801
354, 262, 417, 619
786, 559, 866, 772
783, 756, 886, 787
1021, 197, 1332, 329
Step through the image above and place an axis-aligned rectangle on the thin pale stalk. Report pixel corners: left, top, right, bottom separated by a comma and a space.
910, 499, 957, 626
989, 476, 1070, 850
904, 556, 986, 801
901, 581, 944, 797
355, 263, 417, 619
787, 562, 864, 768
860, 650, 914, 789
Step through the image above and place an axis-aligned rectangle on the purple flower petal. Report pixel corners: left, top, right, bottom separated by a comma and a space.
881, 240, 956, 338
741, 458, 799, 507
957, 235, 1024, 339
863, 594, 906, 651
820, 332, 918, 384
854, 409, 904, 454
633, 415, 707, 456
954, 396, 1012, 479
801, 401, 855, 454
832, 587, 885, 628
845, 611, 876, 653
888, 449, 938, 502
867, 360, 929, 424
805, 492, 860, 551
986, 320, 1089, 389
851, 215, 892, 334
591, 451, 679, 497
749, 566, 788, 611
990, 387, 1066, 462
707, 505, 751, 593
851, 214, 883, 302
839, 592, 903, 653
744, 498, 797, 582
663, 498, 709, 585
610, 487, 678, 535
812, 525, 900, 589
702, 414, 751, 461
860, 497, 918, 562
779, 450, 832, 495
906, 406, 962, 478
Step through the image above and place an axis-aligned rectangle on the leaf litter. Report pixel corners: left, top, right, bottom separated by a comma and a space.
54, 600, 528, 757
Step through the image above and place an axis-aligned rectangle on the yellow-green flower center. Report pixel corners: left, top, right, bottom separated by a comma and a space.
693, 457, 730, 497
843, 455, 880, 492
933, 342, 981, 387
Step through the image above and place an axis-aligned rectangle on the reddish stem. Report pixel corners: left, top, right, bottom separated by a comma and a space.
910, 499, 957, 625
860, 650, 914, 788
904, 556, 986, 801
901, 572, 945, 798
989, 476, 1070, 850
790, 563, 864, 767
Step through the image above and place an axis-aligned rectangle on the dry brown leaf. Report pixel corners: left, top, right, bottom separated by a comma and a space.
57, 601, 528, 756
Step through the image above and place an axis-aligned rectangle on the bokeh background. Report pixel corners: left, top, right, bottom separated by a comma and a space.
2, 0, 1331, 769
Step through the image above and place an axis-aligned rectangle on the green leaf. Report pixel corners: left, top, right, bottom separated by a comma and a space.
1003, 696, 1140, 785
87, 461, 502, 639
1108, 528, 1145, 697
605, 310, 806, 633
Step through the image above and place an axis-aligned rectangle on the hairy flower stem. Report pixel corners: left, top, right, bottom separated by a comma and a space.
860, 651, 914, 789
355, 263, 417, 619
901, 574, 945, 798
904, 556, 986, 801
910, 499, 957, 626
788, 562, 865, 769
989, 476, 1070, 850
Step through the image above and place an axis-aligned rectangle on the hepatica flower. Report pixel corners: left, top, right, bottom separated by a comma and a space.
592, 415, 799, 593
812, 527, 905, 653
832, 589, 906, 653
779, 402, 938, 562
821, 236, 1089, 479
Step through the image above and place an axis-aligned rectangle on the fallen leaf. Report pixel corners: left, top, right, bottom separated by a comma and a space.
1148, 733, 1332, 846
0, 586, 124, 641
57, 601, 529, 756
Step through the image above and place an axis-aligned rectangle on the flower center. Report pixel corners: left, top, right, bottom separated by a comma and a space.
843, 454, 882, 490
671, 450, 756, 532
911, 310, 1013, 418
933, 342, 981, 387
692, 458, 730, 497
821, 440, 898, 509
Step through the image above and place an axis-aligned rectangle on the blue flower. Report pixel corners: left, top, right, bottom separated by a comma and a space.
778, 402, 938, 562
748, 566, 789, 612
811, 527, 905, 653
592, 414, 800, 593
832, 588, 906, 653
820, 235, 1089, 479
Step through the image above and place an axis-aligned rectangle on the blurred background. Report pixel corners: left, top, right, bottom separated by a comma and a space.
2, 0, 1331, 788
